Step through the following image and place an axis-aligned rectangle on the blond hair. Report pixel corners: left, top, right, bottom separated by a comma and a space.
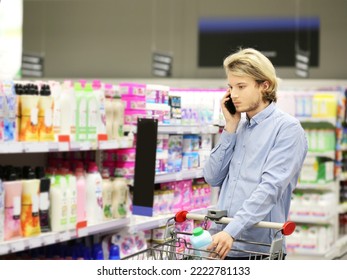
223, 48, 278, 102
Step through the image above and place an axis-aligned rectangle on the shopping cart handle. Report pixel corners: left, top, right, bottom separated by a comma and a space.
175, 210, 188, 223
175, 211, 296, 236
281, 221, 296, 236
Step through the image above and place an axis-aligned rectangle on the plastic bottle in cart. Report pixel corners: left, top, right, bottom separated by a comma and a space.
86, 162, 103, 225
189, 227, 212, 258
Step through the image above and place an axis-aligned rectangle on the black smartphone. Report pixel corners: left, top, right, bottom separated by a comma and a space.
225, 96, 236, 115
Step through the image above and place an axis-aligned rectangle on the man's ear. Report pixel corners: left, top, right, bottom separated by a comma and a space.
262, 81, 270, 91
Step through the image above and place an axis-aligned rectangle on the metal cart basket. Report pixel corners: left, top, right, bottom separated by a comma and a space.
123, 210, 296, 260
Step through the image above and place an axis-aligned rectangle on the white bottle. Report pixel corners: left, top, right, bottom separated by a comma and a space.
92, 80, 107, 137
65, 169, 77, 230
101, 169, 113, 221
75, 165, 87, 227
112, 88, 125, 139
104, 83, 114, 140
85, 83, 98, 142
49, 169, 68, 232
86, 162, 103, 225
74, 82, 87, 142
112, 177, 128, 219
189, 227, 212, 258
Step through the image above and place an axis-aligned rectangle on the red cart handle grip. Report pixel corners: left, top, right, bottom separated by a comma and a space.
175, 210, 188, 223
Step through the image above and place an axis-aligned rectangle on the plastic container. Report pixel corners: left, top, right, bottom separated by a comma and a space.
112, 177, 128, 219
189, 227, 212, 258
86, 162, 103, 225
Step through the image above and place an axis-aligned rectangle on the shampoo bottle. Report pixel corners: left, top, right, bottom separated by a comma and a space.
86, 162, 103, 225
35, 166, 51, 232
101, 169, 113, 221
3, 169, 22, 240
21, 166, 41, 237
38, 84, 54, 141
112, 177, 128, 219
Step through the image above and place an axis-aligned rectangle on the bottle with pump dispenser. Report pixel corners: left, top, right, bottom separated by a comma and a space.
86, 162, 103, 225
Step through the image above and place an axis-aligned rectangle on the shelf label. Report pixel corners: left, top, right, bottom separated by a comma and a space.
175, 172, 183, 181
191, 127, 199, 134
77, 227, 89, 238
0, 245, 10, 255
24, 142, 49, 153
28, 237, 42, 249
10, 241, 25, 252
58, 231, 71, 242
99, 140, 118, 150
0, 142, 22, 153
48, 142, 59, 151
69, 142, 81, 150
42, 234, 56, 246
79, 142, 91, 150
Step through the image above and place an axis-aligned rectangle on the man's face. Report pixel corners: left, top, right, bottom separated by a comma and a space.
227, 73, 267, 118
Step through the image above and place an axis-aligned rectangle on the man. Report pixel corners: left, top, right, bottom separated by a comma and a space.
203, 48, 308, 259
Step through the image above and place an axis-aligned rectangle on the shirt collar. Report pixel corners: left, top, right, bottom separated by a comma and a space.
246, 102, 276, 126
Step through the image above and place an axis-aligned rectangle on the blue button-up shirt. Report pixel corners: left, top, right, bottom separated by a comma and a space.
203, 102, 308, 257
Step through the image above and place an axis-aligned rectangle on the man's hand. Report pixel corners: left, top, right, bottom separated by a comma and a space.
207, 231, 234, 259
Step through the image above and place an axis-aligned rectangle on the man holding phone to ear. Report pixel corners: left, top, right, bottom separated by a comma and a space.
203, 48, 308, 260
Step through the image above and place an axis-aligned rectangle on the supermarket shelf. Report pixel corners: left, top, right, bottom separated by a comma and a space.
0, 138, 133, 154
158, 124, 219, 134
155, 168, 204, 184
306, 150, 335, 158
289, 214, 337, 224
296, 181, 337, 190
287, 235, 347, 260
298, 117, 336, 126
0, 218, 130, 256
124, 124, 219, 135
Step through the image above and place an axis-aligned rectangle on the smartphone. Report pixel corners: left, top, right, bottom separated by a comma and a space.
224, 96, 236, 115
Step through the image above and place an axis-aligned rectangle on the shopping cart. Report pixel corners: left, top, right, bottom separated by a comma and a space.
123, 210, 296, 260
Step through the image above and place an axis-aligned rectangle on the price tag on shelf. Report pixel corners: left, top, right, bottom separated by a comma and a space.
28, 237, 42, 249
79, 142, 91, 151
0, 142, 23, 153
23, 142, 49, 153
191, 127, 199, 134
10, 241, 25, 252
58, 231, 72, 242
58, 142, 69, 151
42, 234, 56, 246
69, 141, 81, 150
0, 244, 10, 255
176, 127, 183, 134
175, 172, 183, 181
77, 227, 89, 238
48, 142, 59, 151
99, 140, 118, 150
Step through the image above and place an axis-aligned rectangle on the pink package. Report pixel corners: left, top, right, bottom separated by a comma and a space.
171, 180, 193, 212
124, 109, 147, 125
115, 148, 136, 162
121, 94, 146, 110
119, 82, 146, 96
114, 161, 135, 179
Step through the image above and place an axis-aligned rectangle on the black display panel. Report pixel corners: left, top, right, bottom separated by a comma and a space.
198, 17, 320, 67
